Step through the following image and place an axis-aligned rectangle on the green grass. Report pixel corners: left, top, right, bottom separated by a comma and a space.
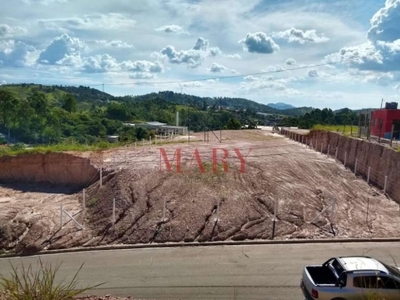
0, 141, 123, 157
0, 258, 104, 300
87, 197, 98, 208
312, 124, 359, 135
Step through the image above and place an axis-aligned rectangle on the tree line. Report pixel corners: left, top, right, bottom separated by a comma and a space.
0, 86, 264, 145
279, 108, 359, 129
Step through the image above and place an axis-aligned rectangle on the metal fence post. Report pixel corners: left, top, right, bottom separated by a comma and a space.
60, 204, 63, 229
327, 145, 330, 157
216, 198, 220, 222
344, 151, 347, 167
162, 198, 166, 221
384, 176, 388, 193
272, 195, 278, 240
315, 141, 318, 152
112, 198, 116, 225
83, 189, 86, 211
367, 167, 371, 184
354, 159, 358, 175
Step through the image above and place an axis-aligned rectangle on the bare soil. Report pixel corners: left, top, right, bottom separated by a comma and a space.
1, 129, 400, 255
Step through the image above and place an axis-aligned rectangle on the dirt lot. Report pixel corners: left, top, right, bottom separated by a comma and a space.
1, 129, 400, 255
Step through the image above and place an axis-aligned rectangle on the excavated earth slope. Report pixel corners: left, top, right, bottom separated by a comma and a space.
1, 130, 400, 255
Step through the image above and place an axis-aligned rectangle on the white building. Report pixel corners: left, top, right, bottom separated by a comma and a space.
135, 121, 188, 135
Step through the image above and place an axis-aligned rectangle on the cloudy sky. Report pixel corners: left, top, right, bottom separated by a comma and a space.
1, 0, 400, 109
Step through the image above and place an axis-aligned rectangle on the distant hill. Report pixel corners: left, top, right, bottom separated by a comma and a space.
336, 108, 378, 113
282, 106, 314, 116
0, 84, 311, 117
267, 102, 295, 110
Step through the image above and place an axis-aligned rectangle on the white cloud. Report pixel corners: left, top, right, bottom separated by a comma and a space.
368, 0, 400, 42
122, 60, 164, 73
159, 45, 204, 68
22, 0, 68, 5
325, 40, 400, 72
81, 54, 119, 73
37, 34, 87, 64
38, 13, 136, 31
225, 54, 241, 59
157, 37, 221, 68
0, 24, 27, 38
363, 72, 394, 86
80, 55, 164, 75
272, 27, 329, 44
285, 58, 296, 65
94, 40, 134, 49
180, 81, 203, 88
240, 75, 286, 92
155, 24, 188, 35
0, 80, 6, 85
209, 62, 226, 73
308, 69, 319, 77
326, 1, 400, 75
0, 40, 37, 67
239, 32, 279, 54
193, 37, 209, 51
129, 72, 156, 79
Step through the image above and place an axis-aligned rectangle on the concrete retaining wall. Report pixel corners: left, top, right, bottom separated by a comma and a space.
281, 129, 400, 204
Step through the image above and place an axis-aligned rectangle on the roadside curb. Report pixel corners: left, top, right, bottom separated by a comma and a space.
2, 238, 400, 259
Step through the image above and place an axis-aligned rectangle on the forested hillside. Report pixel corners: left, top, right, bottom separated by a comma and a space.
0, 84, 363, 146
0, 84, 275, 145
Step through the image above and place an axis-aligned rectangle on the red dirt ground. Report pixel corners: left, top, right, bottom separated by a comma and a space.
1, 129, 400, 255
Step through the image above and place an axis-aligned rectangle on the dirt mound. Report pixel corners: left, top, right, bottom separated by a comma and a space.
0, 152, 98, 188
1, 130, 400, 255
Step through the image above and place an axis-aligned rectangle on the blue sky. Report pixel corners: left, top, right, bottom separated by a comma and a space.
1, 0, 400, 109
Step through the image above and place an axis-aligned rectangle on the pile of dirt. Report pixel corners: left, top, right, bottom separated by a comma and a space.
0, 152, 98, 188
1, 130, 400, 255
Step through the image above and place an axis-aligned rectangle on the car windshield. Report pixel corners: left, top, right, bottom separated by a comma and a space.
381, 262, 400, 278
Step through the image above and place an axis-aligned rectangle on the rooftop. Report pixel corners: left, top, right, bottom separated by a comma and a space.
338, 257, 388, 273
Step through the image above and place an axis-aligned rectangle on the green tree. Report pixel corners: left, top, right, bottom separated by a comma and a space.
62, 93, 77, 114
226, 117, 242, 130
0, 90, 20, 138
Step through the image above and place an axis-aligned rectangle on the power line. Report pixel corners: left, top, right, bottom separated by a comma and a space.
78, 48, 400, 88
90, 62, 333, 88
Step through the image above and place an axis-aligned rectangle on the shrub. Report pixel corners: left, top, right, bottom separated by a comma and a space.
0, 258, 104, 300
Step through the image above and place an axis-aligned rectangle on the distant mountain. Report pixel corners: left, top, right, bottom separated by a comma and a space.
0, 84, 311, 117
267, 102, 296, 110
282, 106, 314, 116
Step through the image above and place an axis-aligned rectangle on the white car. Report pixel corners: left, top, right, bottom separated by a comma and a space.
300, 256, 400, 300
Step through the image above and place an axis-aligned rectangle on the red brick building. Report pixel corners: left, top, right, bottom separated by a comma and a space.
370, 102, 400, 139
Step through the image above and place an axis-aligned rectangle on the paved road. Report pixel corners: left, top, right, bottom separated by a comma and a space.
1, 242, 400, 300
